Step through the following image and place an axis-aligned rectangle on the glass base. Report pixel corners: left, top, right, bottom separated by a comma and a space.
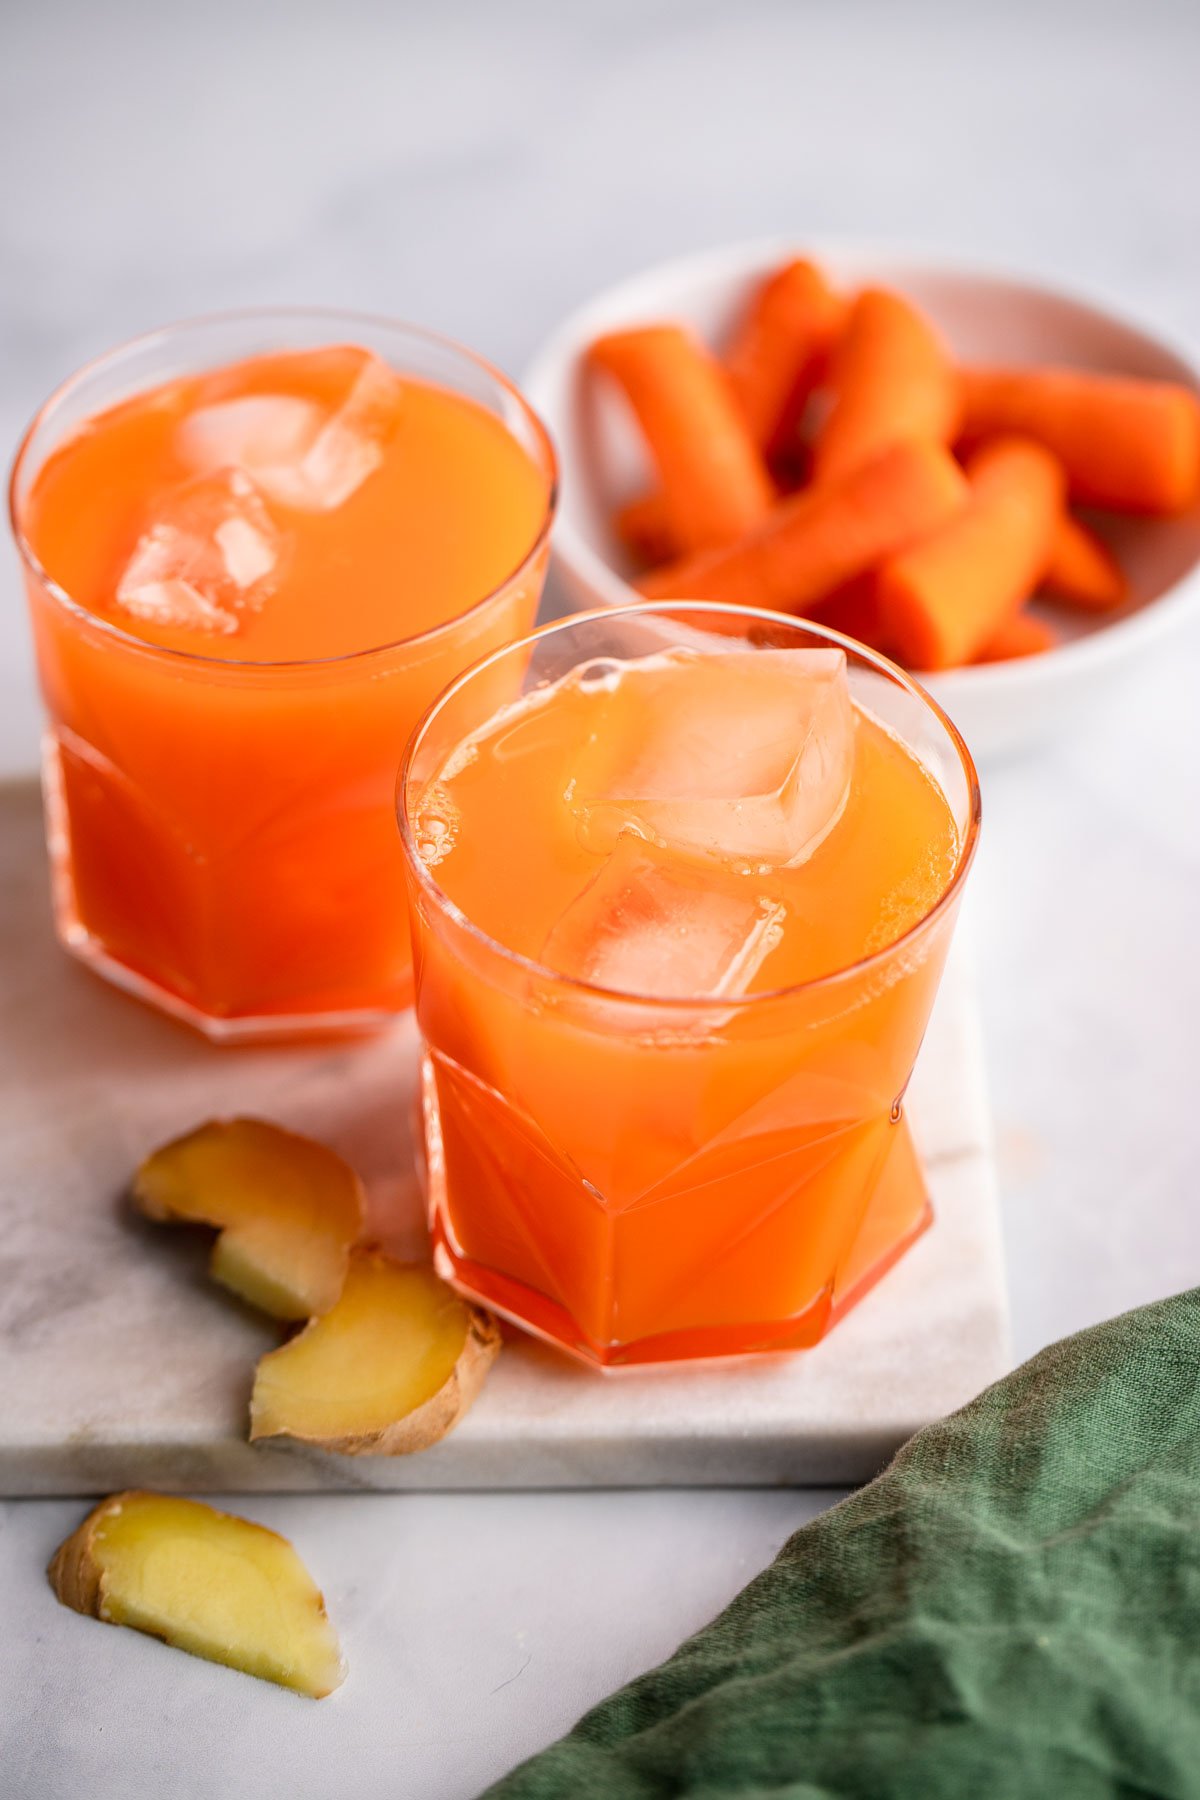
421, 1053, 933, 1370
41, 742, 410, 1045
53, 922, 409, 1043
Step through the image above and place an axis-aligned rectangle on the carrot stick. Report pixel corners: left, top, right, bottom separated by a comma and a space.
959, 366, 1200, 515
588, 325, 774, 554
810, 574, 898, 657
876, 437, 1065, 671
636, 440, 968, 613
975, 612, 1060, 663
613, 491, 676, 567
811, 288, 959, 484
724, 259, 844, 455
1041, 513, 1127, 611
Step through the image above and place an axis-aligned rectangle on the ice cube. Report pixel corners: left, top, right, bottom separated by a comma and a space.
115, 469, 279, 635
178, 395, 322, 476
572, 648, 855, 870
177, 352, 403, 513
282, 353, 402, 511
543, 836, 786, 1001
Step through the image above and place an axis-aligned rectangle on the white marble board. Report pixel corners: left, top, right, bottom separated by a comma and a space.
0, 778, 1009, 1495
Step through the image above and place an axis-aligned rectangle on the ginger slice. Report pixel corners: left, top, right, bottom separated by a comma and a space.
132, 1118, 364, 1320
251, 1252, 501, 1455
48, 1492, 345, 1698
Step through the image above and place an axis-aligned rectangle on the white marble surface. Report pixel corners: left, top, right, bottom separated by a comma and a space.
0, 774, 1006, 1494
2, 1, 1199, 1795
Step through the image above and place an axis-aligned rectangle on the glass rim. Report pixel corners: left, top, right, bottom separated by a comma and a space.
397, 601, 982, 1010
7, 304, 559, 673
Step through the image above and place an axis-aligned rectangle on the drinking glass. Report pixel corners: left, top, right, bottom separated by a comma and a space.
9, 311, 556, 1039
399, 604, 980, 1367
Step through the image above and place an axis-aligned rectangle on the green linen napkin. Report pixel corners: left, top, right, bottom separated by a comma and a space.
486, 1289, 1200, 1799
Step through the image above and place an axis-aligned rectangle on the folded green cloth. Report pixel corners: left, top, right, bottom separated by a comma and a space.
486, 1290, 1200, 1799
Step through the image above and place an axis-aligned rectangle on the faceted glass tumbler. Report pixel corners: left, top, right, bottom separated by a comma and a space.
9, 311, 556, 1040
399, 604, 981, 1369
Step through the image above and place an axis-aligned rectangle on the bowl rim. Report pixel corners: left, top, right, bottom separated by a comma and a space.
523, 237, 1200, 699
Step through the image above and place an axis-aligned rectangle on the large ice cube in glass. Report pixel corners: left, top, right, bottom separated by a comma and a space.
543, 835, 786, 1000
115, 469, 279, 635
572, 648, 855, 870
179, 395, 321, 478
178, 351, 403, 513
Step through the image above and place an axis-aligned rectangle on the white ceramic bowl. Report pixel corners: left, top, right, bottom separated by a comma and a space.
524, 241, 1200, 758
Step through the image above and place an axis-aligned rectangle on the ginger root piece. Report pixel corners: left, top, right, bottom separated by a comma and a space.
132, 1118, 364, 1320
251, 1252, 500, 1455
48, 1492, 345, 1698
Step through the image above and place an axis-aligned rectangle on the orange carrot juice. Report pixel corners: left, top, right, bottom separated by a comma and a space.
11, 314, 555, 1037
401, 607, 978, 1366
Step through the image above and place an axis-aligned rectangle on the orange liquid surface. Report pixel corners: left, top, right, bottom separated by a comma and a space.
20, 346, 550, 1025
25, 346, 548, 659
411, 648, 963, 1364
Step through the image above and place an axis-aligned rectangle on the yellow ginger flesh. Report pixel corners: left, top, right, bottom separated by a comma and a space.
133, 1117, 364, 1320
48, 1492, 345, 1698
251, 1252, 500, 1454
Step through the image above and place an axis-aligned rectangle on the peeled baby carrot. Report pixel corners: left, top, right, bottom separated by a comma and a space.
877, 437, 1065, 671
613, 491, 676, 567
810, 574, 897, 657
724, 259, 844, 454
1042, 514, 1127, 611
975, 612, 1060, 662
811, 288, 959, 484
959, 367, 1200, 515
637, 439, 968, 614
588, 325, 774, 553
820, 579, 1059, 665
